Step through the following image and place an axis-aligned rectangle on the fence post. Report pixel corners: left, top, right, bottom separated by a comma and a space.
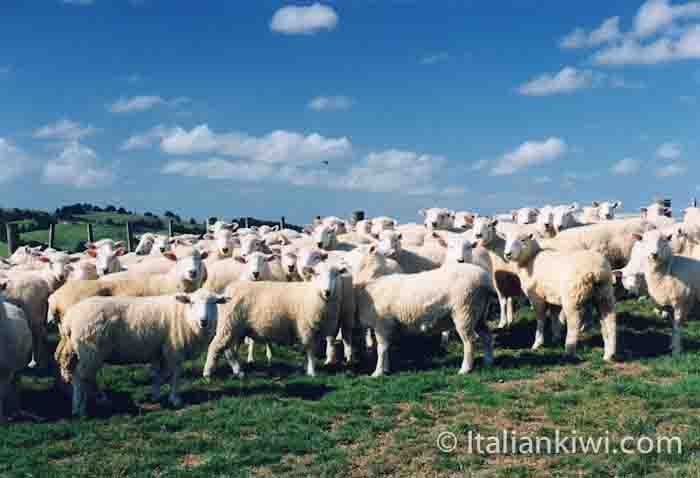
126, 222, 134, 253
245, 217, 250, 229
280, 216, 286, 230
168, 220, 174, 238
86, 224, 94, 245
49, 223, 57, 249
6, 223, 17, 255
350, 210, 365, 226
693, 198, 697, 208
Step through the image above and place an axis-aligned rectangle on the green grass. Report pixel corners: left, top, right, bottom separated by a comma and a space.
3, 300, 700, 477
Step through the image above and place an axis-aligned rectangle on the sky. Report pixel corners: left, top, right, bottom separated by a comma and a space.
0, 0, 698, 224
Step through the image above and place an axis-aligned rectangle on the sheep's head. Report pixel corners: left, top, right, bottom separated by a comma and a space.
297, 247, 328, 281
310, 261, 347, 301
165, 249, 209, 290
204, 228, 239, 257
439, 233, 472, 264
504, 233, 538, 264
239, 233, 262, 257
613, 241, 646, 296
453, 211, 476, 230
152, 235, 174, 255
552, 204, 579, 233
175, 289, 230, 330
134, 234, 156, 255
636, 230, 673, 266
88, 242, 126, 276
313, 224, 337, 250
419, 208, 454, 230
275, 245, 299, 279
235, 252, 278, 281
376, 230, 402, 258
536, 206, 555, 236
513, 208, 538, 225
369, 217, 397, 237
597, 201, 620, 221
470, 217, 498, 248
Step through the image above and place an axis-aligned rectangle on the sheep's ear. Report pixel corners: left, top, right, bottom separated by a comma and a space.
367, 244, 377, 255
87, 249, 98, 258
70, 256, 82, 263
631, 233, 643, 242
663, 233, 673, 241
0, 281, 7, 291
319, 252, 329, 261
175, 294, 191, 304
397, 233, 403, 240
38, 256, 51, 263
163, 251, 178, 262
337, 266, 348, 275
214, 296, 231, 305
199, 251, 209, 261
592, 201, 600, 207
527, 233, 536, 241
115, 248, 127, 257
613, 201, 622, 209
265, 254, 279, 262
490, 219, 499, 227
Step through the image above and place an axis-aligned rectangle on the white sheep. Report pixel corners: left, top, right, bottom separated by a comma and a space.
87, 240, 126, 276
0, 288, 32, 421
56, 289, 229, 416
203, 252, 282, 293
582, 201, 621, 222
133, 233, 156, 255
511, 207, 539, 225
203, 261, 347, 378
355, 234, 495, 376
632, 229, 700, 356
208, 221, 239, 234
453, 211, 477, 230
502, 232, 617, 360
419, 208, 455, 230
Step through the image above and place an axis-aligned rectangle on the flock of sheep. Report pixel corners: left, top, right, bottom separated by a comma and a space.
1, 199, 700, 419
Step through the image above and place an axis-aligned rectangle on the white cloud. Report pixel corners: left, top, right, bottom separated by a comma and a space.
0, 138, 32, 182
560, 16, 622, 49
61, 0, 94, 5
634, 0, 700, 37
611, 158, 641, 175
517, 67, 598, 96
120, 124, 174, 151
33, 119, 98, 141
421, 52, 450, 65
108, 95, 164, 113
655, 163, 687, 177
308, 95, 353, 111
657, 141, 681, 159
42, 142, 114, 188
270, 3, 338, 34
594, 24, 700, 64
490, 138, 567, 176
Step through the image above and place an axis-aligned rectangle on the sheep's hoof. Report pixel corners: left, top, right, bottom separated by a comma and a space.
603, 354, 615, 362
27, 360, 38, 369
531, 342, 544, 351
371, 370, 384, 378
458, 368, 472, 375
235, 371, 246, 379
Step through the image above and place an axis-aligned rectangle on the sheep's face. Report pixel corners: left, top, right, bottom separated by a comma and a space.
470, 217, 498, 247
639, 230, 672, 265
614, 241, 646, 295
420, 208, 454, 230
376, 231, 402, 258
504, 234, 536, 263
514, 208, 538, 225
536, 206, 555, 235
445, 234, 472, 264
355, 220, 372, 235
278, 246, 298, 278
310, 262, 347, 301
134, 235, 155, 255
214, 229, 237, 257
176, 290, 229, 330
45, 253, 82, 281
370, 218, 396, 237
235, 252, 277, 281
152, 236, 173, 255
239, 234, 262, 257
297, 248, 327, 281
453, 212, 475, 230
552, 205, 576, 232
313, 224, 336, 250
68, 262, 95, 281
168, 250, 208, 286
597, 201, 620, 220
90, 244, 126, 276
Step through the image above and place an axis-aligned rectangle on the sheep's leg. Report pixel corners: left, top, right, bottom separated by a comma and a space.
265, 344, 273, 366
224, 347, 244, 378
475, 320, 494, 367
552, 309, 564, 343
563, 306, 582, 357
496, 294, 508, 329
71, 377, 86, 417
597, 293, 617, 362
441, 331, 451, 348
506, 297, 515, 326
167, 366, 183, 408
455, 324, 474, 374
305, 348, 317, 377
531, 302, 547, 350
245, 337, 255, 364
372, 332, 390, 378
0, 377, 7, 422
672, 306, 687, 357
365, 328, 375, 350
203, 335, 230, 379
341, 320, 354, 364
150, 363, 162, 401
324, 336, 337, 366
28, 327, 45, 369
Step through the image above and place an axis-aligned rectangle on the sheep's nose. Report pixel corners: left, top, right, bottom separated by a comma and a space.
252, 272, 260, 280
160, 247, 166, 252
504, 252, 512, 259
650, 252, 658, 260
457, 258, 465, 264
200, 319, 208, 328
101, 268, 109, 275
431, 222, 438, 227
316, 242, 323, 248
222, 248, 230, 254
322, 290, 331, 299
288, 265, 296, 273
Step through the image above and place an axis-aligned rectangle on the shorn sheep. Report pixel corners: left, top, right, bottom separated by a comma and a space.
0, 286, 32, 421
203, 262, 347, 379
56, 289, 229, 416
355, 234, 497, 377
631, 230, 700, 356
503, 232, 617, 360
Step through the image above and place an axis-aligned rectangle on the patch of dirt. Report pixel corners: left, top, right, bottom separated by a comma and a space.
179, 454, 203, 467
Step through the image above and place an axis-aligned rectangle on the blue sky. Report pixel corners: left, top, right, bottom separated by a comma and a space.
0, 0, 698, 224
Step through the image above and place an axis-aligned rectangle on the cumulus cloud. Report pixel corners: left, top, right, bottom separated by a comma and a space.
490, 138, 567, 176
0, 138, 32, 182
517, 67, 598, 96
421, 52, 450, 65
657, 141, 681, 159
108, 95, 165, 113
42, 142, 114, 188
593, 26, 700, 64
33, 119, 98, 141
120, 124, 174, 151
270, 3, 338, 34
634, 0, 700, 37
307, 95, 353, 111
611, 158, 641, 175
656, 163, 687, 177
560, 16, 622, 49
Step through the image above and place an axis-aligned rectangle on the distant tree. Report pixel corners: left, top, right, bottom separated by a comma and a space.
144, 211, 153, 217
93, 205, 103, 212
189, 218, 197, 225
117, 207, 127, 214
164, 211, 176, 218
105, 205, 117, 212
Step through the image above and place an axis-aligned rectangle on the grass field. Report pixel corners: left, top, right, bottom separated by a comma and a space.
2, 299, 700, 477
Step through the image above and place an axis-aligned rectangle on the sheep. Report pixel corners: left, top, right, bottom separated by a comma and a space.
67, 260, 98, 281
542, 219, 656, 269
200, 228, 240, 260
320, 216, 349, 235
0, 289, 32, 421
453, 211, 477, 230
469, 217, 523, 329
502, 232, 617, 360
355, 233, 496, 376
8, 246, 44, 267
582, 201, 621, 222
369, 216, 398, 237
551, 203, 584, 233
87, 240, 126, 276
133, 233, 156, 255
631, 230, 700, 356
203, 252, 282, 293
419, 208, 454, 231
203, 261, 347, 378
56, 289, 229, 416
208, 221, 239, 234
511, 207, 539, 225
